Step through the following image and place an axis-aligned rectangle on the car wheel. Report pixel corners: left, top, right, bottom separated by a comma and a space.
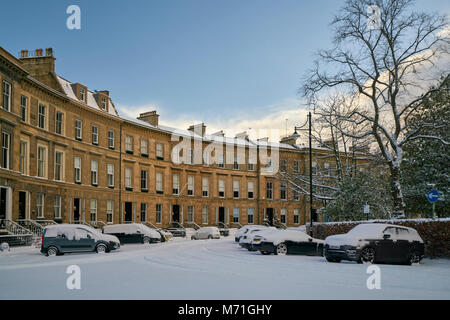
360, 247, 376, 263
208, 235, 213, 239
275, 243, 288, 256
96, 243, 107, 254
143, 237, 151, 244
408, 251, 421, 265
191, 236, 195, 240
47, 246, 58, 257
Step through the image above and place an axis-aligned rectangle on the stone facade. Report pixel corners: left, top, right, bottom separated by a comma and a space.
0, 47, 368, 228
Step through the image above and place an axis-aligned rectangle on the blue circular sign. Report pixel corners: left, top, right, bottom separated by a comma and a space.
427, 189, 439, 203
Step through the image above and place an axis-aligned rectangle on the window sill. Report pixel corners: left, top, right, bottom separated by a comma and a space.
125, 187, 133, 191
156, 190, 164, 194
91, 184, 98, 187
76, 138, 82, 141
141, 154, 149, 158
75, 181, 81, 185
126, 150, 134, 155
156, 156, 164, 161
92, 142, 98, 146
108, 186, 114, 189
108, 146, 115, 150
141, 189, 149, 193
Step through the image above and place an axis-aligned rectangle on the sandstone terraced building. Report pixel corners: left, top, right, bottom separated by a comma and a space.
0, 47, 369, 230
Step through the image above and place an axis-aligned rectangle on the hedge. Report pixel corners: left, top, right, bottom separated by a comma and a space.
307, 218, 450, 258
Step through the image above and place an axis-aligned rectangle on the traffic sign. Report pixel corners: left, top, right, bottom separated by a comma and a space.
427, 189, 439, 203
364, 205, 370, 214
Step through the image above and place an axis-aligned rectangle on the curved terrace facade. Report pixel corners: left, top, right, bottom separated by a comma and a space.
0, 47, 368, 228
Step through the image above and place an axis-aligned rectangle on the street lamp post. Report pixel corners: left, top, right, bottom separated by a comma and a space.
292, 112, 314, 237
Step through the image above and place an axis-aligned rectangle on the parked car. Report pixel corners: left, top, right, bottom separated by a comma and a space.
239, 227, 277, 251
235, 225, 268, 242
218, 222, 230, 237
252, 229, 324, 256
41, 224, 120, 256
191, 227, 221, 240
324, 223, 425, 265
165, 222, 187, 237
103, 223, 161, 244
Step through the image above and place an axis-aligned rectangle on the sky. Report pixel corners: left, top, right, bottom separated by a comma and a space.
1, 0, 449, 137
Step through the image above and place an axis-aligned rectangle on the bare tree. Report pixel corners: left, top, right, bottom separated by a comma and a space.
312, 93, 374, 180
302, 0, 449, 217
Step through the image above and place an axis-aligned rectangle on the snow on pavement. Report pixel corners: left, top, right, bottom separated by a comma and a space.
0, 236, 449, 300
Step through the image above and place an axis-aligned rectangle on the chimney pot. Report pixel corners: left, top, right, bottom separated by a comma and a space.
35, 48, 43, 57
45, 48, 53, 56
20, 50, 28, 58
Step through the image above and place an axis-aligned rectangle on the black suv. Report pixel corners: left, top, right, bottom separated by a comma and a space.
324, 223, 425, 265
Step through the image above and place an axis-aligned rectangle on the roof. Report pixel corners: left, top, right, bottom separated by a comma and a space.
56, 75, 119, 117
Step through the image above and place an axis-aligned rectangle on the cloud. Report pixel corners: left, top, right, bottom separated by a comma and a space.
116, 97, 311, 141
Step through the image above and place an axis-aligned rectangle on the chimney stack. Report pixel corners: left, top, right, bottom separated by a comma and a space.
137, 111, 159, 127
280, 135, 297, 146
19, 48, 57, 89
212, 130, 225, 137
188, 123, 206, 136
235, 131, 249, 140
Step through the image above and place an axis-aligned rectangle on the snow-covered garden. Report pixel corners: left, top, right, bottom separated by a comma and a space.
1, 231, 449, 300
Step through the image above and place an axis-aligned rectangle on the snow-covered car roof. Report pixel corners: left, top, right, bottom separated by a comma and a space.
325, 223, 423, 246
236, 225, 270, 237
197, 227, 219, 232
44, 224, 108, 241
253, 229, 324, 246
347, 223, 417, 236
239, 228, 278, 244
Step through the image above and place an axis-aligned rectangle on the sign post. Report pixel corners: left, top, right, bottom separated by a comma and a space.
427, 189, 439, 219
364, 204, 370, 221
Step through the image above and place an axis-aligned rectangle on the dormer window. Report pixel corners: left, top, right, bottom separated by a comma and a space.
101, 97, 107, 110
79, 87, 85, 102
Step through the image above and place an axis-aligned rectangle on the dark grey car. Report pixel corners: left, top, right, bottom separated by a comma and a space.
41, 224, 120, 256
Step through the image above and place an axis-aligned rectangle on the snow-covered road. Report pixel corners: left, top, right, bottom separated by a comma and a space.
0, 236, 449, 299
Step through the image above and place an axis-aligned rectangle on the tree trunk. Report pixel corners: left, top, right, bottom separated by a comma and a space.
389, 165, 406, 218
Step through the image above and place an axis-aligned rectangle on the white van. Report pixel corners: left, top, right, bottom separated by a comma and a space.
103, 223, 161, 244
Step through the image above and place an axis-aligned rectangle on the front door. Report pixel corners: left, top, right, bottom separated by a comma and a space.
0, 188, 6, 220
19, 192, 27, 220
172, 205, 180, 223
73, 198, 81, 222
266, 208, 274, 226
124, 202, 133, 222
218, 207, 225, 224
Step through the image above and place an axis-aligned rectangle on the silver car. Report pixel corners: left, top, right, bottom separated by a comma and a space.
191, 227, 221, 240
